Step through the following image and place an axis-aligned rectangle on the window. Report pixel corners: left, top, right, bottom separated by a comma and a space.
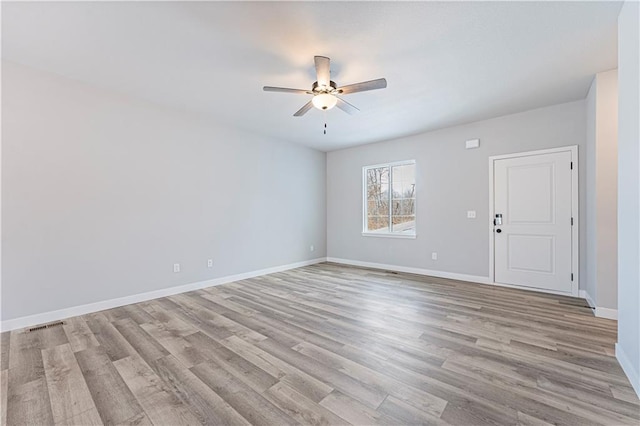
363, 160, 416, 237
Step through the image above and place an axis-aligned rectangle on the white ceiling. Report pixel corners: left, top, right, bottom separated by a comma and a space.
2, 1, 621, 151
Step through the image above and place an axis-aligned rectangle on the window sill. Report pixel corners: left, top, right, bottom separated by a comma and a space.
361, 232, 416, 239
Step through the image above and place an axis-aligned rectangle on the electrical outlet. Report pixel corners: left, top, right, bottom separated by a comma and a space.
467, 210, 476, 219
207, 259, 213, 268
310, 245, 315, 252
431, 252, 438, 261
173, 263, 180, 273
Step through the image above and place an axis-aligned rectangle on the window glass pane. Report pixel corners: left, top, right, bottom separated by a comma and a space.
366, 166, 390, 233
391, 164, 415, 233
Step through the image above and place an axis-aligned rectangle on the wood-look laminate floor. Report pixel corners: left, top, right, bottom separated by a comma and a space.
1, 263, 638, 425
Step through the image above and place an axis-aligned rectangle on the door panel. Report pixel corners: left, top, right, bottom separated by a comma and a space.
507, 164, 554, 224
494, 151, 572, 293
507, 234, 554, 273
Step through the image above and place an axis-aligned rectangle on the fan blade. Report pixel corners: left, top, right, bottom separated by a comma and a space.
293, 100, 314, 117
263, 86, 312, 94
337, 78, 387, 95
314, 56, 331, 88
336, 97, 360, 115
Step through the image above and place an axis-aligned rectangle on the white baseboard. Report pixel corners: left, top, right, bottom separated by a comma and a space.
595, 307, 618, 320
579, 289, 596, 308
326, 257, 491, 285
579, 290, 618, 320
0, 257, 327, 332
616, 343, 640, 399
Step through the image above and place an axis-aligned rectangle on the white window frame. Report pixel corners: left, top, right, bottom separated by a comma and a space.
362, 160, 416, 239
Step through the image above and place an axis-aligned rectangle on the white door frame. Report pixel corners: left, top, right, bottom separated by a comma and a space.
488, 146, 579, 297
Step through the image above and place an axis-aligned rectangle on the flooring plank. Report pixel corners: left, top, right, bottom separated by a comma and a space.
517, 411, 556, 426
85, 313, 137, 362
7, 330, 49, 388
37, 324, 69, 349
1, 369, 7, 426
63, 317, 100, 353
320, 389, 395, 425
190, 361, 297, 425
222, 334, 334, 402
42, 343, 102, 425
113, 318, 170, 363
0, 332, 10, 371
113, 354, 201, 425
139, 322, 206, 368
118, 411, 153, 426
75, 346, 144, 425
378, 395, 449, 425
152, 354, 250, 426
611, 384, 640, 404
293, 340, 448, 417
120, 305, 156, 325
6, 377, 54, 426
257, 337, 388, 409
184, 331, 278, 393
263, 381, 350, 426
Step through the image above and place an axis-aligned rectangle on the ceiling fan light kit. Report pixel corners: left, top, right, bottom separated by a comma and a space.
312, 93, 337, 110
263, 56, 387, 117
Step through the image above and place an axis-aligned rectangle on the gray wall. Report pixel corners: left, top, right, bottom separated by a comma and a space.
1, 61, 327, 322
585, 69, 619, 310
327, 100, 587, 285
617, 0, 640, 394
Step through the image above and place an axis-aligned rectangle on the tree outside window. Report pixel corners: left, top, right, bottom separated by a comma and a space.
364, 161, 416, 236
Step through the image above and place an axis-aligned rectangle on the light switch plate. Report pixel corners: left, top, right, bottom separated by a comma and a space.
467, 210, 477, 219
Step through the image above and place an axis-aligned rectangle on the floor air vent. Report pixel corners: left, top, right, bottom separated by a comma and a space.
28, 321, 65, 332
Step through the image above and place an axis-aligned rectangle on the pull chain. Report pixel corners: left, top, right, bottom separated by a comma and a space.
323, 110, 328, 135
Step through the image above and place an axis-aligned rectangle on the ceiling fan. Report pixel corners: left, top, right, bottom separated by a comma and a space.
263, 56, 387, 117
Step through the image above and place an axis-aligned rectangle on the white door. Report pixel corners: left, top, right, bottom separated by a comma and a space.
493, 150, 573, 293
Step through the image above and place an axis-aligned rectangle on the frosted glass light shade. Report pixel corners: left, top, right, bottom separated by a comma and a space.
312, 93, 337, 110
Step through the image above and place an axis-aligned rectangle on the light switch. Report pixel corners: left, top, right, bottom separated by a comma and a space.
467, 210, 477, 219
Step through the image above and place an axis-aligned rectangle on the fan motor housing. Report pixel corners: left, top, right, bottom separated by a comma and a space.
312, 81, 338, 93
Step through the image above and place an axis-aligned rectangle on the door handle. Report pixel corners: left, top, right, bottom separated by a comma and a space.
496, 229, 502, 233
